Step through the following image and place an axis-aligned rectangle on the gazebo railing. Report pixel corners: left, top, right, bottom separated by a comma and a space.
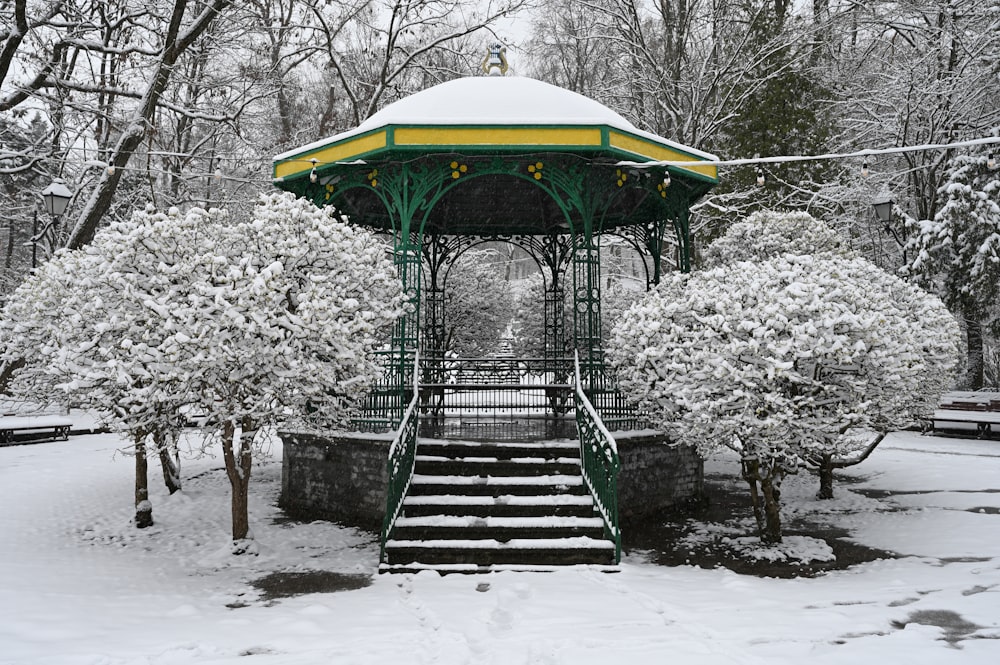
355, 352, 645, 439
379, 351, 420, 565
352, 349, 416, 433
416, 356, 575, 439
574, 351, 622, 563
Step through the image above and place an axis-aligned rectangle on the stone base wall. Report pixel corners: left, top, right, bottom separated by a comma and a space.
279, 430, 390, 532
278, 429, 703, 532
616, 430, 705, 523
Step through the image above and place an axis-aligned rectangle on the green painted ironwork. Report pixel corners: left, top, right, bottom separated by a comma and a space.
271, 86, 717, 572
571, 235, 603, 389
351, 350, 404, 432
277, 153, 705, 432
379, 351, 421, 566
573, 351, 621, 563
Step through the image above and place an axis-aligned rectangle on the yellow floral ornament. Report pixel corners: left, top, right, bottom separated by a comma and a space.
324, 182, 336, 201
615, 168, 629, 188
527, 161, 544, 180
450, 161, 468, 179
367, 168, 379, 188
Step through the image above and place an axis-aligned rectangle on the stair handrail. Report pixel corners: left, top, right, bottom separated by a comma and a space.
573, 351, 622, 563
379, 349, 421, 564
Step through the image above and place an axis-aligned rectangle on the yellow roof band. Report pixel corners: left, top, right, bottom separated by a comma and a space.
274, 126, 717, 182
394, 126, 603, 147
609, 131, 718, 181
274, 131, 388, 180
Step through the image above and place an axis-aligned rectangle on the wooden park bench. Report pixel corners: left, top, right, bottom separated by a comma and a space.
931, 391, 1000, 439
0, 414, 73, 445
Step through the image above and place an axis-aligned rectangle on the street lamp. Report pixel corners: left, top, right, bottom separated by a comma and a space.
33, 177, 72, 268
873, 193, 907, 263
872, 194, 893, 228
41, 177, 73, 218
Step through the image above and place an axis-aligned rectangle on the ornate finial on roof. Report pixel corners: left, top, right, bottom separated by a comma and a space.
481, 43, 509, 76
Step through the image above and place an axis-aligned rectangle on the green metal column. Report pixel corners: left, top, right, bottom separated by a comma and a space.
391, 238, 421, 424
571, 232, 603, 392
359, 161, 466, 428
544, 278, 566, 371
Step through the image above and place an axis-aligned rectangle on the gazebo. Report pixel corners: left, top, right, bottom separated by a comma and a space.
273, 63, 718, 571
273, 73, 717, 425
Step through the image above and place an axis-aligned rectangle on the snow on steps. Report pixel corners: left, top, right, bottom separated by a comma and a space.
401, 493, 596, 518
391, 514, 606, 542
383, 439, 617, 571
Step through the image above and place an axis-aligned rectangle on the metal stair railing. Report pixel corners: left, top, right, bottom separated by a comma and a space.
573, 351, 622, 563
379, 350, 420, 565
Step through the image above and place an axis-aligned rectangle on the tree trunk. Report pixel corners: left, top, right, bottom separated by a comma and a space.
961, 315, 984, 390
0, 357, 25, 395
154, 430, 182, 494
221, 419, 253, 548
742, 456, 784, 544
134, 436, 153, 528
759, 473, 783, 544
817, 453, 835, 500
741, 458, 766, 536
810, 432, 885, 500
64, 0, 231, 250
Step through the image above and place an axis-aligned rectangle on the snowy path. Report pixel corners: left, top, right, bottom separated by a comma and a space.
1, 431, 998, 664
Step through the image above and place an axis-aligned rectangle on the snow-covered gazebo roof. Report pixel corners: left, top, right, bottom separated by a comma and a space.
271, 75, 717, 239
273, 77, 718, 185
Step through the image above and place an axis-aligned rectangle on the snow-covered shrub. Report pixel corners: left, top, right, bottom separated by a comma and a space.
509, 272, 549, 358
608, 253, 961, 543
702, 210, 959, 499
702, 210, 852, 268
508, 271, 643, 360
0, 193, 405, 545
0, 207, 210, 527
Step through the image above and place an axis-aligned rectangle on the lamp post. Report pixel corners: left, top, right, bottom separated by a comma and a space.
37, 177, 72, 267
872, 193, 906, 264
872, 194, 893, 230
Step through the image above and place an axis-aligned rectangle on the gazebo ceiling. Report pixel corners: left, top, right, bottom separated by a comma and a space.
272, 76, 718, 236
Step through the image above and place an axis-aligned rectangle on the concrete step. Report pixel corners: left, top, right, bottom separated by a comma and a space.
413, 456, 581, 477
416, 439, 579, 461
407, 474, 587, 497
391, 515, 606, 541
400, 493, 597, 518
383, 438, 616, 572
384, 536, 616, 567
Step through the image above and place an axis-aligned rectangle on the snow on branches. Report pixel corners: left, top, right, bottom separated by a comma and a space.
609, 211, 961, 543
906, 154, 1000, 389
0, 192, 405, 541
701, 210, 852, 268
440, 248, 515, 357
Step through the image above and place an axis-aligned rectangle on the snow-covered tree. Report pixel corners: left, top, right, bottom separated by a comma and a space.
700, 210, 964, 496
701, 210, 853, 268
146, 193, 405, 550
1, 193, 405, 547
0, 208, 203, 527
701, 210, 873, 497
509, 272, 548, 358
609, 252, 960, 544
907, 154, 1000, 389
440, 248, 515, 357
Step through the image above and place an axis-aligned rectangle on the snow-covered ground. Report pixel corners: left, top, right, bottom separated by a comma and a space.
1, 428, 998, 664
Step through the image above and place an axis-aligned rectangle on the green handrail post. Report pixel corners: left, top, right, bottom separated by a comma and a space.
379, 350, 421, 566
573, 351, 622, 563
